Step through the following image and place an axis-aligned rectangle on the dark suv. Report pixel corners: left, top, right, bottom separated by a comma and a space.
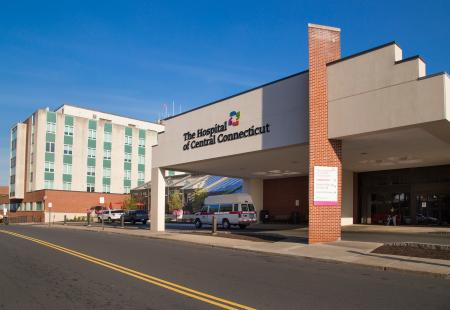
123, 210, 148, 225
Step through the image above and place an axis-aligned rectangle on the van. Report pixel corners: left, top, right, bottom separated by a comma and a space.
194, 193, 257, 229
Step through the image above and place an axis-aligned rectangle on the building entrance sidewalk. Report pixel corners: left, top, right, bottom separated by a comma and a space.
31, 223, 450, 278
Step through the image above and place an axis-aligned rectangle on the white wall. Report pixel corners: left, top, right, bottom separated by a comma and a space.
341, 170, 354, 226
153, 72, 309, 168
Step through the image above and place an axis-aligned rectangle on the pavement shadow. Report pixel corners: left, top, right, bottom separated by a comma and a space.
347, 250, 450, 268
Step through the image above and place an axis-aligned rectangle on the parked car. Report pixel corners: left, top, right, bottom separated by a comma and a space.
194, 193, 257, 229
98, 209, 124, 223
90, 205, 104, 215
123, 210, 148, 225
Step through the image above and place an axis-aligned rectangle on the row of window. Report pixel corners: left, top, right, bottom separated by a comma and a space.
44, 164, 144, 180
47, 122, 145, 146
45, 181, 130, 194
46, 142, 145, 163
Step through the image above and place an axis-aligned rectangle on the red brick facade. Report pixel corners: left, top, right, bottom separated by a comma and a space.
20, 190, 129, 213
308, 24, 342, 243
263, 177, 308, 221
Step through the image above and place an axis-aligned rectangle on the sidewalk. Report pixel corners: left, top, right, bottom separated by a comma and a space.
33, 223, 450, 278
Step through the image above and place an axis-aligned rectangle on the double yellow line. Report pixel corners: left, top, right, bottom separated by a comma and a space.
0, 229, 255, 310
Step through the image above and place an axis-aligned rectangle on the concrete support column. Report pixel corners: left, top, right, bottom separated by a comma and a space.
151, 167, 166, 232
243, 178, 264, 221
341, 170, 354, 226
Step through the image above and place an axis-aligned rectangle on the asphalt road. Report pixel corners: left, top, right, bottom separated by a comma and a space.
0, 225, 449, 310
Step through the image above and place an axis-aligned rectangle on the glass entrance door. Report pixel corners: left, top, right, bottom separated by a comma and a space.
416, 192, 450, 226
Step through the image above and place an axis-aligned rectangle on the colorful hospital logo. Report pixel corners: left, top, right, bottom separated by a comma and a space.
228, 111, 240, 126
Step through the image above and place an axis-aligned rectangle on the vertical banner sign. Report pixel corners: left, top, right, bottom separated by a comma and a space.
313, 166, 338, 206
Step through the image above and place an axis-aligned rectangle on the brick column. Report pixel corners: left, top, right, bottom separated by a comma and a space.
308, 24, 342, 244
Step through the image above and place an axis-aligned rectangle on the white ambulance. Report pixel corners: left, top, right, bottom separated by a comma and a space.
194, 193, 257, 229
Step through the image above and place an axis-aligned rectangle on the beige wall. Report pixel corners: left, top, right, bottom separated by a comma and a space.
341, 170, 354, 226
14, 107, 159, 195
446, 74, 450, 121
153, 72, 309, 168
10, 123, 27, 199
328, 44, 448, 139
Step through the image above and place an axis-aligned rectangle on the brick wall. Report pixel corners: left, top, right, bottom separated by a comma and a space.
263, 177, 308, 220
43, 190, 130, 213
19, 190, 129, 213
308, 24, 342, 243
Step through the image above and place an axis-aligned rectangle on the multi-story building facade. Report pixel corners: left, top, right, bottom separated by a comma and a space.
8, 104, 164, 221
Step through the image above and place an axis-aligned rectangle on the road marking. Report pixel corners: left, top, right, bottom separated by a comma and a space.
0, 229, 255, 310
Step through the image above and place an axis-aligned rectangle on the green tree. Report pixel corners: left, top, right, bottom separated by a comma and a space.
191, 188, 208, 213
168, 190, 182, 213
123, 196, 139, 210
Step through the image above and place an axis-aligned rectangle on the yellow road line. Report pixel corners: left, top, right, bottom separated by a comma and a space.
0, 229, 255, 310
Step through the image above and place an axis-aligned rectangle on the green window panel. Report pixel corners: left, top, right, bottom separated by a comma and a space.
45, 152, 55, 162
104, 123, 112, 132
46, 132, 55, 142
64, 135, 73, 145
123, 179, 131, 187
124, 162, 131, 170
64, 115, 74, 126
103, 160, 111, 168
103, 178, 111, 185
139, 129, 146, 139
88, 119, 97, 130
138, 147, 145, 155
125, 127, 132, 136
138, 164, 145, 172
63, 155, 72, 164
138, 180, 145, 187
46, 112, 56, 123
124, 144, 132, 154
86, 176, 95, 183
88, 139, 96, 148
87, 157, 96, 166
44, 172, 54, 181
63, 174, 72, 182
103, 142, 112, 150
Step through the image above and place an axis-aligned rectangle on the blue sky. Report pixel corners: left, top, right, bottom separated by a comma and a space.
1, 0, 449, 184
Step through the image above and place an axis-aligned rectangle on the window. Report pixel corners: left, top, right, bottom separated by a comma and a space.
44, 180, 54, 189
124, 186, 130, 194
88, 147, 96, 158
87, 166, 95, 177
220, 204, 233, 212
88, 129, 96, 140
103, 149, 111, 160
44, 161, 55, 173
46, 122, 56, 133
139, 137, 145, 147
103, 168, 111, 178
30, 152, 34, 164
233, 204, 239, 212
124, 152, 132, 163
63, 144, 72, 155
104, 131, 112, 143
209, 205, 219, 213
138, 171, 144, 181
63, 182, 71, 191
64, 125, 74, 136
30, 172, 33, 182
103, 184, 110, 193
63, 163, 72, 174
46, 142, 55, 153
124, 170, 131, 180
87, 183, 95, 192
125, 135, 132, 145
138, 154, 145, 165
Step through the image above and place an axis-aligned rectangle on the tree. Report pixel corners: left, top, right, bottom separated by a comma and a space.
122, 196, 139, 210
168, 190, 182, 213
190, 188, 208, 213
